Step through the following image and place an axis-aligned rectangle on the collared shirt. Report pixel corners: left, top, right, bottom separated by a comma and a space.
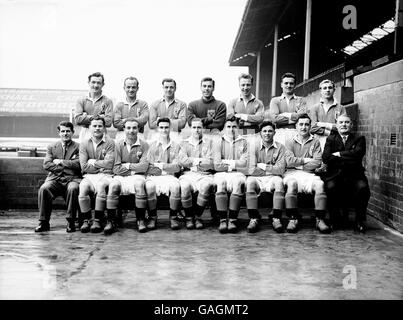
90, 134, 107, 153
213, 134, 248, 172
340, 134, 349, 145
125, 137, 141, 153
321, 97, 338, 114
87, 94, 103, 104
149, 97, 187, 132
146, 138, 181, 175
113, 138, 149, 176
309, 99, 346, 135
179, 136, 214, 173
249, 138, 286, 176
74, 94, 113, 128
227, 94, 265, 127
284, 134, 322, 172
79, 135, 115, 175
268, 93, 306, 128
113, 98, 149, 133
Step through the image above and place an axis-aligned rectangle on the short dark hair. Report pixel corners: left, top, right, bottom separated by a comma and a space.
123, 76, 139, 87
200, 77, 215, 87
259, 120, 276, 131
319, 79, 335, 89
157, 117, 171, 126
57, 121, 74, 132
90, 115, 106, 127
162, 78, 176, 87
88, 72, 105, 84
225, 116, 239, 126
124, 117, 139, 127
296, 113, 311, 124
190, 117, 203, 125
238, 73, 253, 84
281, 72, 296, 82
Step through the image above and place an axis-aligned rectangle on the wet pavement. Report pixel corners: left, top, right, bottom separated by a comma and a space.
0, 209, 402, 300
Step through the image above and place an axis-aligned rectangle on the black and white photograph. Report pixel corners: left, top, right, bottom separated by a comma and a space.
0, 0, 402, 309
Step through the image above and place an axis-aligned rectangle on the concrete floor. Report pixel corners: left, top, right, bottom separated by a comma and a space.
0, 209, 402, 300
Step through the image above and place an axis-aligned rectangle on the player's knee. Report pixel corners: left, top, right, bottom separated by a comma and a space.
199, 180, 212, 194
108, 181, 121, 195
79, 180, 92, 196
96, 181, 109, 196
133, 179, 145, 191
170, 182, 181, 196
215, 178, 226, 192
180, 180, 191, 194
245, 178, 257, 191
145, 180, 156, 194
232, 178, 245, 193
273, 177, 284, 192
286, 179, 298, 193
313, 179, 325, 193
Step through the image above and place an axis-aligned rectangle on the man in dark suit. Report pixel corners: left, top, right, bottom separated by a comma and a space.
322, 115, 370, 232
35, 121, 82, 233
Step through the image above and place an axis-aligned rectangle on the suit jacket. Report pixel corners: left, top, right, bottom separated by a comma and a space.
43, 140, 81, 186
322, 132, 367, 181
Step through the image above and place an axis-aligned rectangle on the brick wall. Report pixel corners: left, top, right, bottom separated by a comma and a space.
354, 59, 403, 233
0, 157, 314, 211
0, 157, 48, 209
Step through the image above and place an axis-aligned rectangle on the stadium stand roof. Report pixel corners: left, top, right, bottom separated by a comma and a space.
229, 0, 397, 67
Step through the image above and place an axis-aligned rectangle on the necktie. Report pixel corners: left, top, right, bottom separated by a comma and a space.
342, 136, 347, 146
62, 145, 67, 159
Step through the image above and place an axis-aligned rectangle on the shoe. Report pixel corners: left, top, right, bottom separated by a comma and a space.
286, 219, 299, 233
146, 216, 157, 230
247, 218, 259, 233
185, 217, 195, 230
137, 220, 147, 233
170, 217, 180, 230
218, 219, 227, 234
66, 221, 76, 233
103, 219, 116, 235
80, 220, 90, 233
77, 219, 83, 229
354, 222, 366, 233
114, 216, 124, 228
34, 221, 50, 232
227, 219, 238, 233
195, 218, 204, 230
90, 219, 103, 233
316, 218, 331, 234
272, 218, 283, 233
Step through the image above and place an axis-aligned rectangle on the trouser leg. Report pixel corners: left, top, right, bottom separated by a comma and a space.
38, 180, 63, 221
352, 178, 371, 223
65, 181, 79, 221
